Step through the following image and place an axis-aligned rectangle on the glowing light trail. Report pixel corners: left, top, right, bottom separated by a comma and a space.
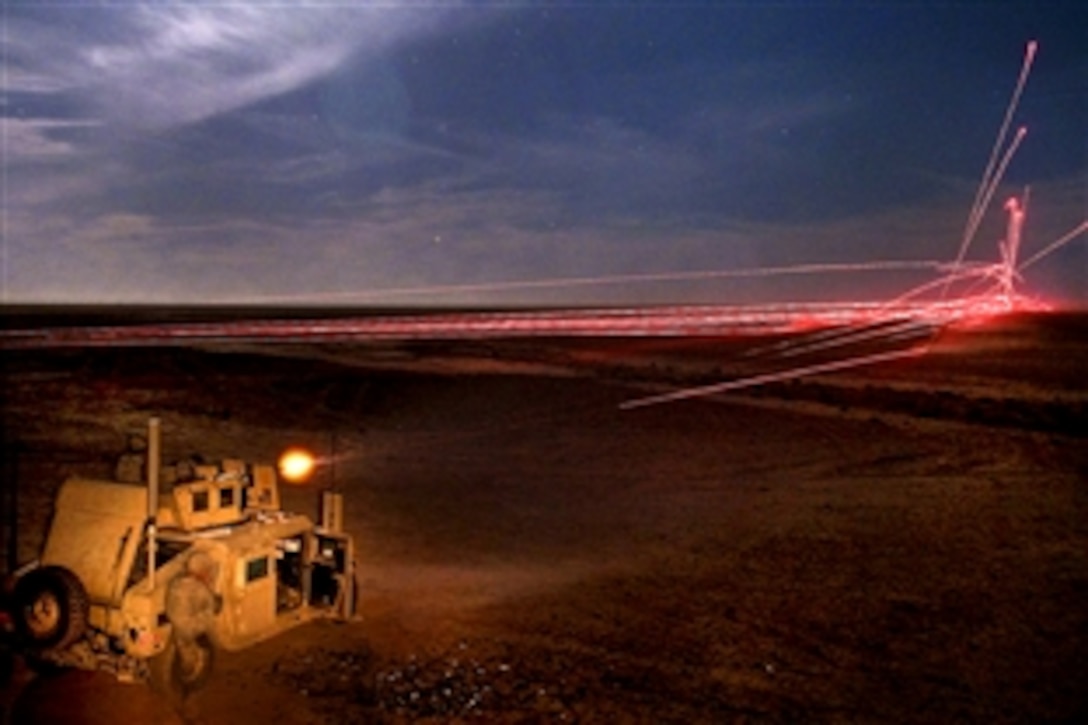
1018, 220, 1088, 273
774, 319, 935, 359
619, 345, 931, 410
613, 183, 1079, 411
963, 125, 1028, 257
953, 40, 1037, 281
0, 302, 969, 350
240, 260, 944, 306
1, 40, 1082, 414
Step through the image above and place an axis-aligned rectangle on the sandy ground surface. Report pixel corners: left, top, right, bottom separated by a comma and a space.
1, 312, 1086, 723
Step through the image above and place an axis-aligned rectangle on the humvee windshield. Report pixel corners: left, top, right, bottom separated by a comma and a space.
126, 537, 192, 591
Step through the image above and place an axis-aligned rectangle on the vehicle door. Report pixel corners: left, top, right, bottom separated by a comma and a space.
308, 532, 355, 617
233, 548, 277, 639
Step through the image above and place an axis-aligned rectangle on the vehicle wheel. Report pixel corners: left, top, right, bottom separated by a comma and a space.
12, 566, 89, 653
149, 633, 215, 698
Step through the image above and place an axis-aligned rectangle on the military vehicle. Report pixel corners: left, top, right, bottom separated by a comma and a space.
7, 418, 356, 696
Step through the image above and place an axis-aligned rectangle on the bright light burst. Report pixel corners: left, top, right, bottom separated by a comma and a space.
278, 448, 317, 484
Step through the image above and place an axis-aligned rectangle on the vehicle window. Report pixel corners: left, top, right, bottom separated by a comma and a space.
246, 556, 269, 583
126, 538, 192, 590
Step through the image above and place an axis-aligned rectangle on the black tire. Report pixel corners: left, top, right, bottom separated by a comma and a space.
12, 566, 89, 653
148, 633, 215, 699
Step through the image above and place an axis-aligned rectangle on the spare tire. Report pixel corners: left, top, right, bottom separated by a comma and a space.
13, 566, 89, 653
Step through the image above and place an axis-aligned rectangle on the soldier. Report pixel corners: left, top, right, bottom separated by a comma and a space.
164, 552, 221, 641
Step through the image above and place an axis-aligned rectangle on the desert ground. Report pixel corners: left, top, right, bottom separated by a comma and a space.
1, 311, 1086, 723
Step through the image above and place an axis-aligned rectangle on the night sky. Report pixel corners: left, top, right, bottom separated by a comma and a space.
5, 2, 1086, 306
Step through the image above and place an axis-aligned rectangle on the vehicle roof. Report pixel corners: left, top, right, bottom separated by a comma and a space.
183, 513, 316, 554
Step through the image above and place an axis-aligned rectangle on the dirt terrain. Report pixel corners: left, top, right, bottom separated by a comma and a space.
1, 312, 1086, 723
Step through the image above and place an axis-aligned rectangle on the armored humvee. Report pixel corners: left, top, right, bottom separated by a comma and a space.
8, 418, 356, 696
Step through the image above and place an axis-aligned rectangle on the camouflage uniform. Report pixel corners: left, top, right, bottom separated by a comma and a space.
165, 552, 219, 640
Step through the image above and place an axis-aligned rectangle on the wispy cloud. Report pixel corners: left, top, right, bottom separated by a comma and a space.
3, 118, 99, 160
8, 2, 470, 128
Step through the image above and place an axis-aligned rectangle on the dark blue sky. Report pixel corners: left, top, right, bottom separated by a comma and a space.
4, 1, 1086, 305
